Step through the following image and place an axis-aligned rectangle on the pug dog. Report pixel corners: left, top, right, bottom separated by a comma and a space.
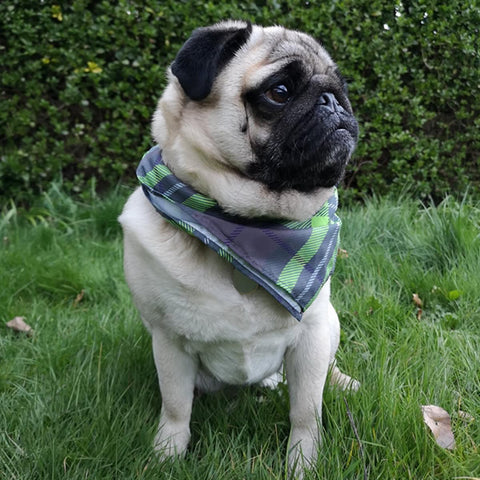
119, 20, 359, 476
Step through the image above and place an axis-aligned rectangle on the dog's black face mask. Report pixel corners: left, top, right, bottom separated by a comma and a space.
244, 61, 359, 192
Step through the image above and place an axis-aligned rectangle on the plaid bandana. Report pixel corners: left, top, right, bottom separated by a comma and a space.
137, 146, 341, 321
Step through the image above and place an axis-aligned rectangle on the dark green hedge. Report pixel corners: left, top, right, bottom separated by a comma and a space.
1, 0, 479, 205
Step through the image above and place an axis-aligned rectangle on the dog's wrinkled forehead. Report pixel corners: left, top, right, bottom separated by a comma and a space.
236, 27, 338, 91
265, 28, 333, 69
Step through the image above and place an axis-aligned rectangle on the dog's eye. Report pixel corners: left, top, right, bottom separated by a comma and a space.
265, 84, 290, 105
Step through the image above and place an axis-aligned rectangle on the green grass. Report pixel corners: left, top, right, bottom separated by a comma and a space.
1, 186, 479, 479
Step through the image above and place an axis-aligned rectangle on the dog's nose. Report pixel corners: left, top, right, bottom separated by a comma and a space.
318, 92, 342, 113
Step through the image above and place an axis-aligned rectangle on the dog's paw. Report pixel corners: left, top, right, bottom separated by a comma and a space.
329, 364, 360, 392
153, 422, 190, 460
287, 429, 318, 480
259, 370, 284, 389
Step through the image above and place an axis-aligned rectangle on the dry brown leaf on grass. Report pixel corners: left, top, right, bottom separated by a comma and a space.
458, 410, 475, 423
412, 293, 423, 307
421, 404, 456, 450
412, 293, 423, 320
338, 248, 349, 259
6, 316, 33, 335
73, 289, 85, 307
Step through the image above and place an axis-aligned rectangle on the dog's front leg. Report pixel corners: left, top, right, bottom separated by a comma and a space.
151, 327, 197, 459
285, 323, 331, 476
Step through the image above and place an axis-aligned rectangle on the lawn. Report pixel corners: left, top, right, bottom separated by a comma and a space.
1, 186, 479, 479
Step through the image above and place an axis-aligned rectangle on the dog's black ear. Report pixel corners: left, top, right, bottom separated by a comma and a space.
171, 22, 253, 101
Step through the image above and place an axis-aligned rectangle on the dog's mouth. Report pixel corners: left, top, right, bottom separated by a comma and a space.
247, 119, 358, 193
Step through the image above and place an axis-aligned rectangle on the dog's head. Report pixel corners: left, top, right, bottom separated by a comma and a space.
152, 21, 358, 219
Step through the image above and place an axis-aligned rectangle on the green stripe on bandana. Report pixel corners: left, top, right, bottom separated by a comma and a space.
138, 163, 171, 188
277, 220, 329, 293
183, 193, 217, 211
